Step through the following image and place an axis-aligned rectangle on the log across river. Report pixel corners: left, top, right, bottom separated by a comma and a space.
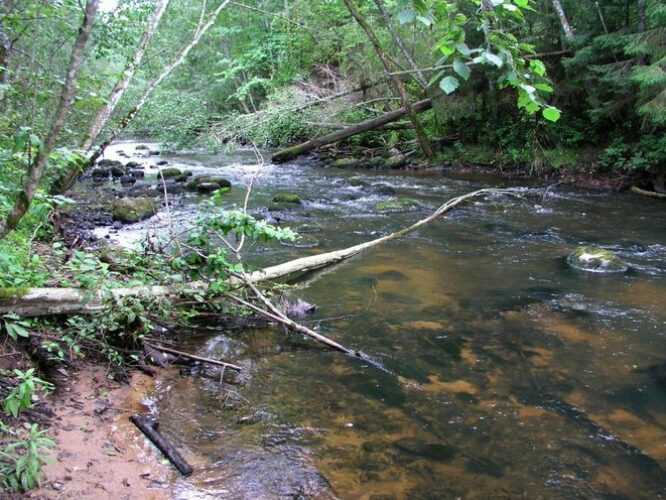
30, 142, 666, 497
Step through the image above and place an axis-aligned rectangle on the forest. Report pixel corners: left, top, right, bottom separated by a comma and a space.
0, 0, 664, 497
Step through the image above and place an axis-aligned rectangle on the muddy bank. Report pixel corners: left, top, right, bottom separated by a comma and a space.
28, 365, 170, 499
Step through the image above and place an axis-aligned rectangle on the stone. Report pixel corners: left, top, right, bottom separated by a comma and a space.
156, 160, 169, 166
110, 165, 125, 178
566, 246, 628, 273
196, 182, 221, 193
97, 159, 123, 169
372, 198, 418, 213
111, 197, 157, 223
347, 177, 369, 187
331, 158, 362, 169
125, 161, 141, 168
120, 175, 136, 186
272, 193, 301, 204
91, 168, 110, 179
185, 176, 231, 191
385, 154, 407, 169
129, 169, 144, 179
371, 183, 396, 196
159, 167, 181, 178
135, 145, 149, 150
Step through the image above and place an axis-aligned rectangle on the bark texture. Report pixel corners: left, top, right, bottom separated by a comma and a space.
0, 0, 99, 240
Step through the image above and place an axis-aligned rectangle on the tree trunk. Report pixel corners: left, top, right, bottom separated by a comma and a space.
341, 0, 433, 159
0, 188, 514, 316
0, 0, 10, 85
83, 0, 170, 152
86, 0, 231, 167
52, 0, 171, 194
371, 0, 427, 90
0, 0, 99, 241
551, 0, 575, 41
271, 98, 432, 163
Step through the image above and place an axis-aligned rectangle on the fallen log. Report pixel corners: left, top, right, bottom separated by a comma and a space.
630, 186, 666, 199
0, 188, 517, 317
271, 98, 432, 163
129, 414, 193, 476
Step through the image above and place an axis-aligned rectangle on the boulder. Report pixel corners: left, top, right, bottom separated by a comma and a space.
372, 198, 418, 213
196, 182, 221, 193
110, 165, 126, 178
272, 193, 301, 204
125, 161, 141, 169
385, 154, 407, 169
156, 160, 169, 166
159, 167, 181, 178
129, 169, 144, 179
91, 168, 110, 179
135, 145, 149, 150
112, 197, 157, 223
97, 159, 123, 169
566, 246, 628, 273
331, 158, 362, 169
120, 175, 136, 186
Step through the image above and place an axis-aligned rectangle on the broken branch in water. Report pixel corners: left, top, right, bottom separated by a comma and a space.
144, 342, 242, 371
129, 414, 193, 476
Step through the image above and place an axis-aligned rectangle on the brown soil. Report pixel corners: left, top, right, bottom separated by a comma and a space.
27, 364, 172, 499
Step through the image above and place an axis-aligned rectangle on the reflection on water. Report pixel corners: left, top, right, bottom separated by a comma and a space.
107, 143, 666, 498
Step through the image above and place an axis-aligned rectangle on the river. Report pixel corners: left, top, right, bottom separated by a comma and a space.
99, 142, 666, 499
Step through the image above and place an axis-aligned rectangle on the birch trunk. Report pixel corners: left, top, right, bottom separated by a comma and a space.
551, 0, 575, 41
82, 0, 170, 152
0, 0, 99, 241
87, 0, 231, 166
341, 0, 433, 159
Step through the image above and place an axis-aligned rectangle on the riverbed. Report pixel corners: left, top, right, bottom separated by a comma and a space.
97, 141, 666, 498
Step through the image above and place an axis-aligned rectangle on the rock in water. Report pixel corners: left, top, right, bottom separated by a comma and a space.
566, 246, 628, 273
159, 167, 181, 178
112, 197, 157, 223
372, 198, 418, 213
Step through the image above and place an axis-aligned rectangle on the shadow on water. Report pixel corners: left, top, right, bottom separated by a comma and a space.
105, 142, 666, 498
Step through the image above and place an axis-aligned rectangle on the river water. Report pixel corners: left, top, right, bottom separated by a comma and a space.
103, 142, 666, 499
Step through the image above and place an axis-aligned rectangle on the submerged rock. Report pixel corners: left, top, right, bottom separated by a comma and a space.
196, 182, 220, 193
372, 198, 418, 213
280, 234, 319, 248
91, 168, 110, 179
272, 193, 302, 204
566, 246, 628, 273
135, 145, 149, 150
112, 197, 157, 223
347, 177, 369, 187
156, 160, 169, 166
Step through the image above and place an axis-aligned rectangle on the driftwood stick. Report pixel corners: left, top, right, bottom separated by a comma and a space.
144, 342, 242, 371
630, 186, 666, 199
129, 415, 193, 476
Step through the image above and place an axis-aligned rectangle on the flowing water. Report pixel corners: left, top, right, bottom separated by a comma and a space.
103, 142, 666, 498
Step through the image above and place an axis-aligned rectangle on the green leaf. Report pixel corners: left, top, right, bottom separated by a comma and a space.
514, 0, 529, 7
456, 43, 472, 56
453, 59, 471, 80
542, 107, 561, 122
440, 76, 460, 94
484, 52, 503, 68
535, 83, 554, 92
529, 59, 546, 76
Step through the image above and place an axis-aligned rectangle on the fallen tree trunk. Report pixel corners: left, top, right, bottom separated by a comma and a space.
630, 186, 666, 199
0, 188, 516, 317
271, 98, 432, 163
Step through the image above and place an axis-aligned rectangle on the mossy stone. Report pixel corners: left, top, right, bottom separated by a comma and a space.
160, 167, 182, 178
331, 158, 361, 169
112, 197, 157, 223
272, 193, 301, 204
372, 198, 418, 213
347, 177, 369, 187
566, 246, 628, 273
